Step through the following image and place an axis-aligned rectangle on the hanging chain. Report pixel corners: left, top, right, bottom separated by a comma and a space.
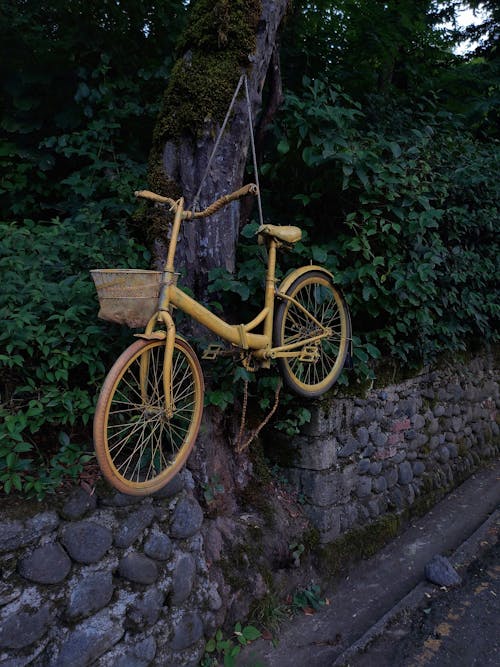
235, 378, 282, 454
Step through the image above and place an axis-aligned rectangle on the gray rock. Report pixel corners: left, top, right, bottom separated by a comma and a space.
170, 612, 204, 651
60, 487, 97, 520
113, 638, 161, 667
427, 419, 440, 435
357, 459, 371, 474
289, 435, 338, 471
99, 493, 143, 507
67, 571, 114, 619
28, 511, 60, 535
133, 637, 157, 662
433, 405, 445, 417
372, 432, 388, 448
0, 512, 60, 554
429, 435, 440, 450
414, 433, 429, 447
127, 588, 165, 629
398, 461, 414, 485
425, 555, 461, 586
171, 554, 196, 605
18, 542, 71, 584
61, 521, 112, 563
303, 505, 341, 538
356, 427, 370, 446
111, 655, 149, 667
412, 461, 426, 476
411, 414, 426, 430
299, 469, 350, 506
338, 436, 359, 458
144, 531, 173, 561
0, 520, 27, 554
388, 487, 404, 509
384, 467, 398, 488
153, 473, 185, 498
367, 499, 380, 518
369, 462, 383, 475
438, 445, 450, 463
437, 388, 451, 401
0, 604, 53, 649
52, 610, 124, 667
114, 506, 155, 548
397, 398, 417, 418
119, 552, 158, 585
203, 523, 223, 564
404, 483, 415, 505
362, 444, 376, 457
356, 477, 372, 498
448, 384, 464, 401
170, 497, 204, 539
0, 582, 20, 607
372, 476, 387, 494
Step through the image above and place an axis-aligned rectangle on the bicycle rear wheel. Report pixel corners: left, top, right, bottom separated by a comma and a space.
94, 337, 204, 495
273, 270, 349, 398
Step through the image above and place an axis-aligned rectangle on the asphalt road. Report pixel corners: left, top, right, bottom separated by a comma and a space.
347, 530, 500, 667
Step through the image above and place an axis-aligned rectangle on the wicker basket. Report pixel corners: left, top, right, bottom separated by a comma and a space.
90, 269, 162, 328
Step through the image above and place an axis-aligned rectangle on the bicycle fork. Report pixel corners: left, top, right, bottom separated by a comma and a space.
138, 310, 176, 419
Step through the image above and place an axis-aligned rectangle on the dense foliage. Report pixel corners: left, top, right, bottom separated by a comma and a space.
1, 0, 498, 495
265, 79, 499, 378
0, 1, 186, 495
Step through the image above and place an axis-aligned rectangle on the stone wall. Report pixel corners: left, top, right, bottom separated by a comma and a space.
0, 351, 498, 666
270, 351, 499, 543
0, 471, 221, 667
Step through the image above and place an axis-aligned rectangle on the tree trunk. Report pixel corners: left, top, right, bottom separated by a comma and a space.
147, 0, 290, 295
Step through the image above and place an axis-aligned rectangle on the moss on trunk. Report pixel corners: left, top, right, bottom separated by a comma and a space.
148, 0, 262, 196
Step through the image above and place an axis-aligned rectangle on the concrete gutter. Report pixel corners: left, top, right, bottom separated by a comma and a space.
239, 459, 500, 667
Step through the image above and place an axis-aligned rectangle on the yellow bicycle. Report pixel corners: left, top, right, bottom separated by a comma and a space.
91, 184, 351, 495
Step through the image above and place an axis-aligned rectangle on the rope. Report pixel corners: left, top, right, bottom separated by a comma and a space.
192, 75, 244, 211
235, 378, 282, 454
192, 74, 264, 228
244, 76, 264, 228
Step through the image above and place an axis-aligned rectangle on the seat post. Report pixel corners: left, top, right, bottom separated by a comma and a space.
263, 239, 277, 342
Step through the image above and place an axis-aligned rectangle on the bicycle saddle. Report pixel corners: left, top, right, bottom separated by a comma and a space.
257, 224, 302, 245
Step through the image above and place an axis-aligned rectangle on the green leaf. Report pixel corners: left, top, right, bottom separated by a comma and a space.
242, 626, 262, 641
205, 639, 216, 653
277, 137, 290, 155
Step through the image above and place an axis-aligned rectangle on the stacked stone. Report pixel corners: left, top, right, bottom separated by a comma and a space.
273, 353, 499, 543
0, 470, 221, 667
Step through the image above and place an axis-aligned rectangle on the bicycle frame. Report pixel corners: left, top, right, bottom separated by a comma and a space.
137, 193, 333, 413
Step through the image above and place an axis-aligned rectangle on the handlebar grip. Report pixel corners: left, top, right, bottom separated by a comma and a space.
188, 183, 258, 219
134, 190, 178, 208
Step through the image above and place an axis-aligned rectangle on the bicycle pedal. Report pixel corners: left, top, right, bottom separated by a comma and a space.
298, 345, 320, 362
202, 344, 225, 360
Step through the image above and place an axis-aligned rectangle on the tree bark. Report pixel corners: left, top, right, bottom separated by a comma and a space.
147, 0, 290, 295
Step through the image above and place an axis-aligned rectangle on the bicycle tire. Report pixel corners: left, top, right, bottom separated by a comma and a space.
94, 337, 204, 495
273, 270, 349, 398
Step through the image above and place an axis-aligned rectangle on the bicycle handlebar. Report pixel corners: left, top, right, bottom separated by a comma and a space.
134, 183, 258, 219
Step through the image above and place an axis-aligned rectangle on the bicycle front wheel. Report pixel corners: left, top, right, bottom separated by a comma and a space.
273, 271, 349, 398
94, 337, 204, 495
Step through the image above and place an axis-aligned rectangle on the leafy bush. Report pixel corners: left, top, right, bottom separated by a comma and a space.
263, 77, 499, 381
0, 212, 149, 497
